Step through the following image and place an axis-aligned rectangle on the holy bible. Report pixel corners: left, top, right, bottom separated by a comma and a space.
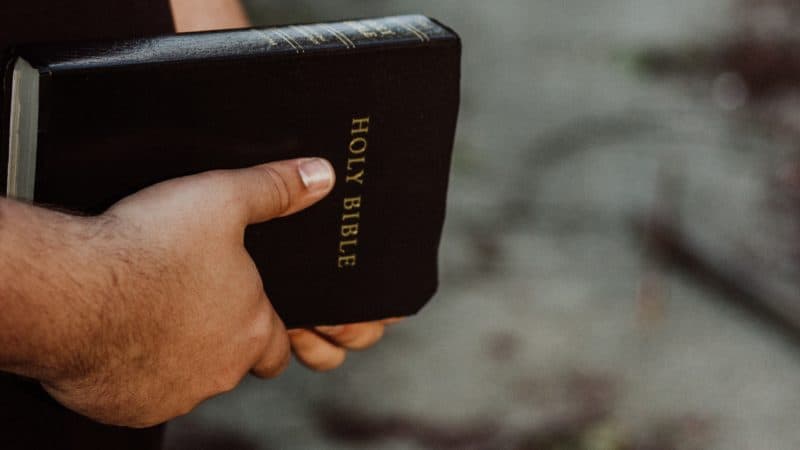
1, 15, 461, 328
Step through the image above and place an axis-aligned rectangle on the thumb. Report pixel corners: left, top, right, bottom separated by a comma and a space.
233, 157, 335, 224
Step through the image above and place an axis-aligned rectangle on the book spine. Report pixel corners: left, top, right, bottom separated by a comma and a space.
34, 15, 458, 72
253, 15, 452, 53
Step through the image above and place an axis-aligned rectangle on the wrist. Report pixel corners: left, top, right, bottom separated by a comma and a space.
0, 200, 111, 384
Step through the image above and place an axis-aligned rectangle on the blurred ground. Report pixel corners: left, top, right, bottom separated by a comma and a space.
165, 1, 800, 449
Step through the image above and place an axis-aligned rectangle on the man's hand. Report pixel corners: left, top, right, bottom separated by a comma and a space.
0, 158, 393, 428
0, 2, 398, 429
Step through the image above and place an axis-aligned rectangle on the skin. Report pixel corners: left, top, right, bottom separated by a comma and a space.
169, 0, 251, 33
0, 1, 399, 428
0, 158, 395, 427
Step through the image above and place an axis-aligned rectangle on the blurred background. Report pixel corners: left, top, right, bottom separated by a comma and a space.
166, 0, 800, 449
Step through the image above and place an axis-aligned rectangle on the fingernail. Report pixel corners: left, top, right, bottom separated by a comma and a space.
298, 158, 334, 191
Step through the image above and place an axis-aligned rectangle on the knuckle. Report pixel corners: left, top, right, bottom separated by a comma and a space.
265, 337, 292, 372
277, 335, 292, 363
265, 307, 281, 331
215, 373, 241, 394
266, 348, 292, 378
252, 353, 290, 379
244, 279, 266, 306
279, 346, 292, 370
252, 329, 291, 379
258, 165, 292, 216
263, 314, 287, 349
250, 299, 277, 336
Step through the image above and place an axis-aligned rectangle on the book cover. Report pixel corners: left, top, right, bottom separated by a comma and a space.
1, 15, 461, 328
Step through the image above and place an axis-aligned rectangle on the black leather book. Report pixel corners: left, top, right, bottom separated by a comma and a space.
1, 15, 461, 328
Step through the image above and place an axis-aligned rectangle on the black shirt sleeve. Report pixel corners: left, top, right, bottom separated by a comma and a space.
0, 0, 175, 46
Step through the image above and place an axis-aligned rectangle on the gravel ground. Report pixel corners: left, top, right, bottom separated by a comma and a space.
165, 1, 800, 449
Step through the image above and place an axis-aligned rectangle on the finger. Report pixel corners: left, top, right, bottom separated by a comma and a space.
288, 329, 346, 372
380, 317, 405, 326
251, 302, 292, 379
171, 0, 251, 33
315, 322, 385, 351
232, 157, 335, 225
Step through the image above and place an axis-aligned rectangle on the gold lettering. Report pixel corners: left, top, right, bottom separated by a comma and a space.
349, 137, 367, 154
346, 170, 365, 185
339, 239, 358, 254
337, 116, 370, 269
338, 255, 357, 268
341, 212, 360, 221
341, 223, 359, 237
351, 116, 370, 135
343, 196, 361, 210
347, 156, 366, 170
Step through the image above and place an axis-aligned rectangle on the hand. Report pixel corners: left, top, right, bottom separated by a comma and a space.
289, 317, 404, 371
167, 0, 399, 390
0, 3, 401, 429
15, 157, 386, 428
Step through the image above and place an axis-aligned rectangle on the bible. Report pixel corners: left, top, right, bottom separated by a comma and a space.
1, 15, 461, 327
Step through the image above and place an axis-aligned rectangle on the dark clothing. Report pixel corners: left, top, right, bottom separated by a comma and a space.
1, 3, 174, 448
0, 373, 166, 449
0, 0, 173, 46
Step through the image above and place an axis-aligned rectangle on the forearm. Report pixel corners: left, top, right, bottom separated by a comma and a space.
0, 199, 107, 383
